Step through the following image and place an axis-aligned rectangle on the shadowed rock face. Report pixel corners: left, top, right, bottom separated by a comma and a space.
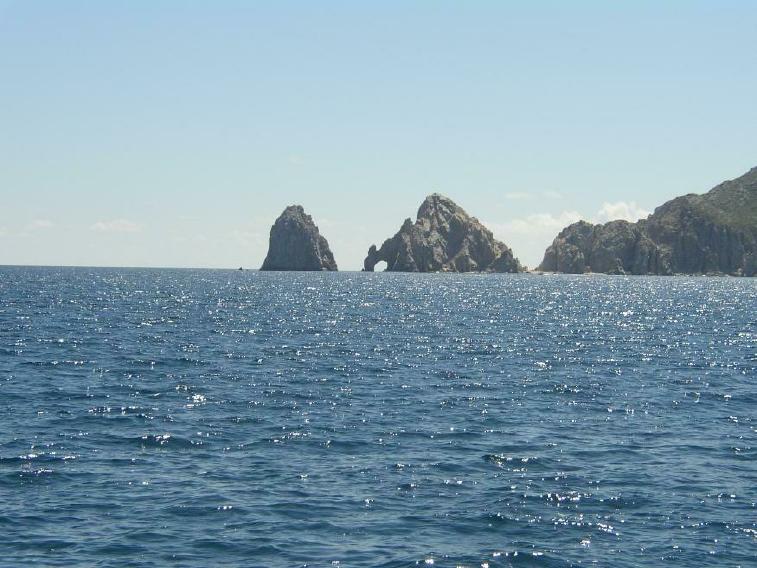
364, 194, 522, 273
537, 220, 666, 275
538, 166, 757, 276
261, 206, 338, 271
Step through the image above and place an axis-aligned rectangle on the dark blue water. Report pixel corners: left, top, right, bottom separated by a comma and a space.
1, 267, 755, 567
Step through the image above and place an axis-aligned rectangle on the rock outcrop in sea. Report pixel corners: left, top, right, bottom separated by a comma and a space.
538, 166, 757, 276
363, 193, 523, 273
260, 205, 338, 271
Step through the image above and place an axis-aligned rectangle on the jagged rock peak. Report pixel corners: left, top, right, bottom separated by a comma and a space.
538, 165, 757, 276
260, 205, 338, 271
364, 194, 523, 273
417, 193, 460, 219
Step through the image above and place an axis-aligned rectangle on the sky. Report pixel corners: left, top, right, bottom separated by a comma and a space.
1, 1, 755, 270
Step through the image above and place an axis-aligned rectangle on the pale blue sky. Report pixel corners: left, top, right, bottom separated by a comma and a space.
1, 1, 755, 269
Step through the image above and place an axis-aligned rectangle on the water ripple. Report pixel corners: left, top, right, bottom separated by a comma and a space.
0, 267, 755, 566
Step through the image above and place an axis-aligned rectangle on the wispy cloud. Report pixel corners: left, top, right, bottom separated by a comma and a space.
0, 226, 7, 237
90, 219, 141, 233
229, 228, 266, 246
315, 217, 336, 229
490, 210, 583, 236
172, 233, 208, 244
26, 219, 54, 231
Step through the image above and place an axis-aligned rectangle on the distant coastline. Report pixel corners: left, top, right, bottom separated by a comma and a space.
2, 167, 754, 276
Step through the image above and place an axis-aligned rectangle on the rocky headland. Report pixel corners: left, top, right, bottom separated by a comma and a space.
260, 205, 338, 271
538, 166, 757, 276
363, 194, 522, 273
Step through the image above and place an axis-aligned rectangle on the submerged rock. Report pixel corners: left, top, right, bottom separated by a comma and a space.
364, 194, 522, 273
260, 205, 338, 271
538, 166, 757, 275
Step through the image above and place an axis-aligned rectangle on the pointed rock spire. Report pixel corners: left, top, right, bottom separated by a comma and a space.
261, 205, 338, 271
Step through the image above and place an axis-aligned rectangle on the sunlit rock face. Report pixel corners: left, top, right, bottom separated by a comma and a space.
539, 167, 757, 276
261, 205, 338, 271
363, 194, 523, 273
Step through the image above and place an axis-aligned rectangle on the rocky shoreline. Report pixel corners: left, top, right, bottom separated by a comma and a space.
538, 167, 756, 276
257, 166, 756, 275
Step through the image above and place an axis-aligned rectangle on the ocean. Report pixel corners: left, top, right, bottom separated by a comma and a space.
1, 267, 755, 567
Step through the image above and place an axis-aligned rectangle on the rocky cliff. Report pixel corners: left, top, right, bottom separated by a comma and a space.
261, 206, 338, 271
364, 194, 522, 273
538, 166, 757, 276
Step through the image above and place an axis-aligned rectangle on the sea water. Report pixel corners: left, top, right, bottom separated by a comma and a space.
1, 267, 755, 567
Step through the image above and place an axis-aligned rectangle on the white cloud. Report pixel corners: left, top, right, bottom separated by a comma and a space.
26, 219, 54, 231
488, 201, 650, 246
485, 200, 651, 269
594, 201, 651, 223
485, 211, 583, 269
90, 219, 141, 233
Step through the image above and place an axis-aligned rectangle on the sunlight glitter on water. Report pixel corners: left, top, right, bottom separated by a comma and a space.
0, 268, 755, 567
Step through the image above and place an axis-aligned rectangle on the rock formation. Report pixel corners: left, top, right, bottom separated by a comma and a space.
538, 166, 757, 276
364, 194, 522, 273
260, 205, 338, 271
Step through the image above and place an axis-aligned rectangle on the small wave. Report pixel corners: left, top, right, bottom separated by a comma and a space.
137, 434, 197, 448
